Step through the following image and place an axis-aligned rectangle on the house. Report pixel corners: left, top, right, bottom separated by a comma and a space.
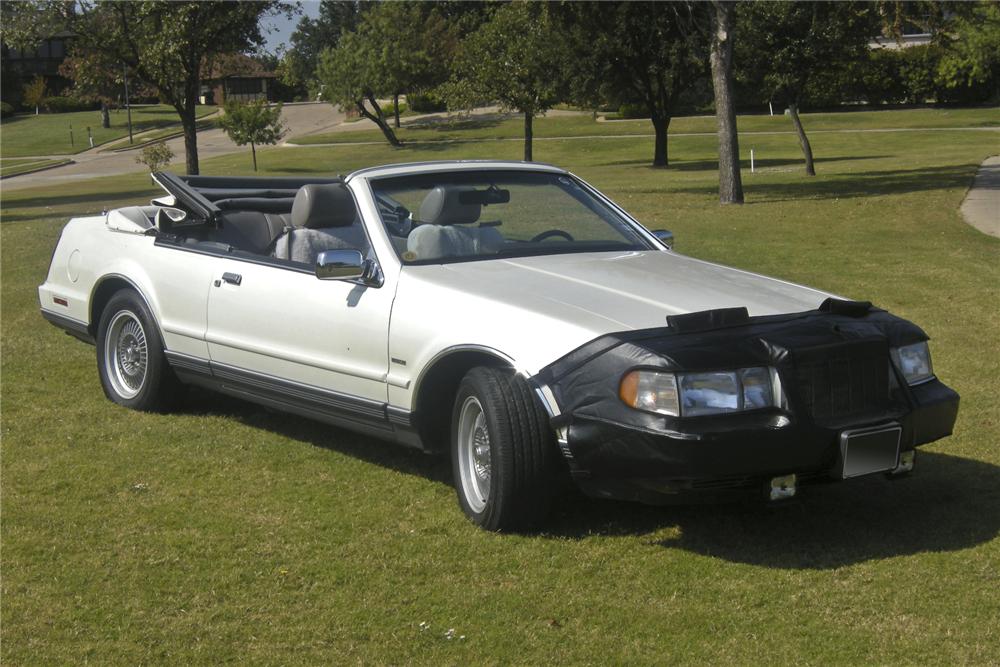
200, 53, 276, 106
0, 30, 75, 101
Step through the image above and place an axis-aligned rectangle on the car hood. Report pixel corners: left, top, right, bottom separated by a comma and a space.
425, 250, 835, 332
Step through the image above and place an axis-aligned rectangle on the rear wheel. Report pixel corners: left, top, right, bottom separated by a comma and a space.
96, 289, 180, 412
452, 366, 558, 531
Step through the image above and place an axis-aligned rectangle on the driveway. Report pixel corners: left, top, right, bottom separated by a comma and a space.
1, 102, 345, 192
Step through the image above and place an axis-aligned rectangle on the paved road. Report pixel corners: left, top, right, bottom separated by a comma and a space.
961, 155, 1000, 239
1, 102, 345, 192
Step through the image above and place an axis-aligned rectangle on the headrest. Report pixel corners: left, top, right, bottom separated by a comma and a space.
419, 186, 481, 225
291, 183, 356, 229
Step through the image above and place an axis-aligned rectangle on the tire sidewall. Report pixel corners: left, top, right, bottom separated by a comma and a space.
451, 373, 499, 528
96, 289, 171, 411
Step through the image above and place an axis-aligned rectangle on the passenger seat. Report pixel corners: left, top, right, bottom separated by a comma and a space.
274, 183, 367, 264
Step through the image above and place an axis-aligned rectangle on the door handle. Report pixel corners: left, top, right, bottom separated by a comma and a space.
221, 272, 242, 286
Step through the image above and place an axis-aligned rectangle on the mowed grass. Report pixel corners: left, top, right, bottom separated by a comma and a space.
0, 104, 217, 158
289, 105, 1000, 145
2, 110, 999, 664
0, 157, 72, 178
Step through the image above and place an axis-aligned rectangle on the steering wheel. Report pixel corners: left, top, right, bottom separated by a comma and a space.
530, 229, 575, 243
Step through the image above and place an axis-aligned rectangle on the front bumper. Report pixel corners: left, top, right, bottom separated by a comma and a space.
532, 302, 961, 504
564, 379, 958, 503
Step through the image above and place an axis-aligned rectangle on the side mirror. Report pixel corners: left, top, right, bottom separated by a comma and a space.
316, 249, 382, 286
653, 229, 674, 250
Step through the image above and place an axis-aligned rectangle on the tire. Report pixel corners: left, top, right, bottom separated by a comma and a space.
451, 366, 558, 531
96, 288, 180, 412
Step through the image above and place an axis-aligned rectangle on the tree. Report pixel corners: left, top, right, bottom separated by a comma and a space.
936, 1, 1000, 101
316, 32, 402, 147
23, 75, 47, 115
442, 2, 564, 162
358, 3, 458, 128
278, 0, 363, 98
558, 2, 708, 168
219, 99, 287, 172
135, 141, 174, 182
709, 1, 743, 204
735, 2, 878, 176
63, 1, 288, 174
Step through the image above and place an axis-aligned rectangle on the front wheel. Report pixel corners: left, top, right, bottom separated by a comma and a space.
96, 289, 180, 412
452, 367, 558, 531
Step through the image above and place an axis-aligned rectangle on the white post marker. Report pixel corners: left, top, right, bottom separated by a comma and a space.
750, 149, 755, 173
769, 101, 774, 116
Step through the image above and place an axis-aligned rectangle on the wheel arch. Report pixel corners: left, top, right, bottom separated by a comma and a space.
411, 346, 522, 453
89, 274, 162, 341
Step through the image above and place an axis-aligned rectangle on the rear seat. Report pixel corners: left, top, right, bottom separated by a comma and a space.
213, 210, 289, 255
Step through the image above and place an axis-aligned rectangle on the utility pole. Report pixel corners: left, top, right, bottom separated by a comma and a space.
122, 62, 134, 144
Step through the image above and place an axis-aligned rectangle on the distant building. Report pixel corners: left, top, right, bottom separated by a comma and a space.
0, 31, 75, 99
201, 54, 276, 106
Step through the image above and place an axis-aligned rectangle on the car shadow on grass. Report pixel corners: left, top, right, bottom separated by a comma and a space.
177, 391, 997, 568
545, 451, 1000, 569
179, 387, 453, 486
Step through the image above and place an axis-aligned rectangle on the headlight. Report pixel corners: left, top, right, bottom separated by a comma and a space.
620, 367, 779, 417
619, 370, 679, 416
891, 341, 934, 385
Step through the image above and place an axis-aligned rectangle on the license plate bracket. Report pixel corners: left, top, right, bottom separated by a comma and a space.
838, 424, 901, 479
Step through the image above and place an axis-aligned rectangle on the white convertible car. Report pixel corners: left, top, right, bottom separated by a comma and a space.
39, 161, 959, 530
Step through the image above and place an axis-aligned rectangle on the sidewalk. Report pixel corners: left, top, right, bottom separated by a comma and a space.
961, 155, 1000, 239
1, 102, 345, 192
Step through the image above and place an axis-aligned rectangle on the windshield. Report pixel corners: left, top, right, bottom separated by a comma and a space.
369, 170, 653, 264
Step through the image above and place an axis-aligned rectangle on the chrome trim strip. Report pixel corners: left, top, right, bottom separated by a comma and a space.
40, 308, 93, 342
210, 360, 388, 422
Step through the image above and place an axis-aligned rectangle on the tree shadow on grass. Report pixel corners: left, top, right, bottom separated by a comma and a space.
544, 451, 1000, 569
668, 164, 977, 202
1, 186, 159, 223
599, 155, 889, 170
404, 116, 507, 133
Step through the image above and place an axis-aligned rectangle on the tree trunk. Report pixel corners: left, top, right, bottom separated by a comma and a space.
357, 95, 401, 147
177, 77, 201, 175
101, 102, 110, 129
787, 102, 815, 176
709, 1, 744, 204
393, 93, 400, 128
651, 114, 670, 167
251, 142, 257, 172
524, 111, 533, 162
179, 106, 199, 175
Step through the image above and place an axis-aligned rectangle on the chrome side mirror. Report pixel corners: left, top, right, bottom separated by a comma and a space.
316, 249, 382, 286
316, 249, 365, 281
653, 229, 674, 249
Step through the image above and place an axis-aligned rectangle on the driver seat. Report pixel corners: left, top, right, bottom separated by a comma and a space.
406, 186, 503, 260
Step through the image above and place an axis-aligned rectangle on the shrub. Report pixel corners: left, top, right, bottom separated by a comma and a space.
135, 141, 174, 181
0, 101, 14, 119
408, 92, 447, 113
43, 96, 96, 113
617, 102, 649, 119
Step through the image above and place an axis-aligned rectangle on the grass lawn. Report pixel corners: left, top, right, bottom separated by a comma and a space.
289, 106, 1000, 146
2, 109, 998, 664
0, 105, 217, 158
0, 158, 71, 178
